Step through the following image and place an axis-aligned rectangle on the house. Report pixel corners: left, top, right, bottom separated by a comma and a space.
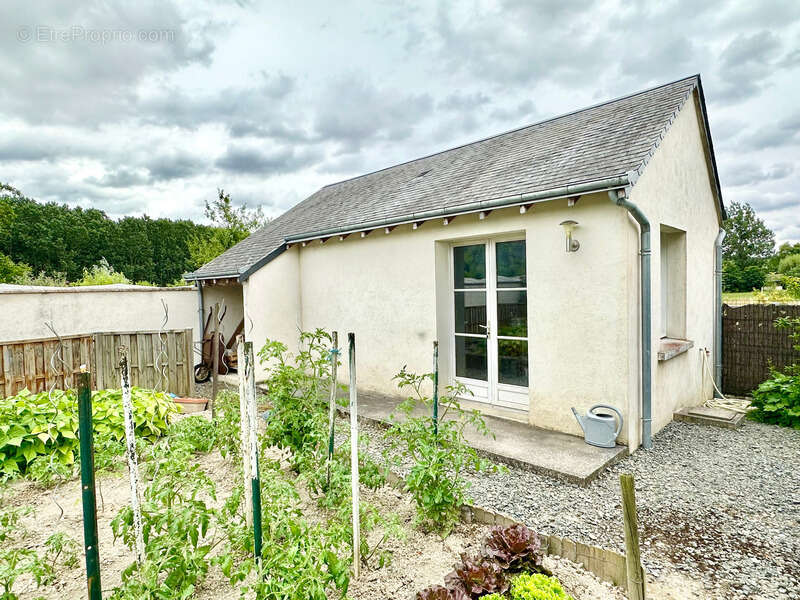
186, 75, 726, 451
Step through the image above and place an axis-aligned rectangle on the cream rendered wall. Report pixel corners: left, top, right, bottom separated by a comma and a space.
243, 247, 302, 381
1, 285, 199, 342
200, 283, 244, 345
295, 194, 634, 442
628, 91, 721, 439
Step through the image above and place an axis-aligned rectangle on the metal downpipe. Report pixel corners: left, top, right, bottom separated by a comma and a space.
609, 190, 652, 449
713, 229, 726, 397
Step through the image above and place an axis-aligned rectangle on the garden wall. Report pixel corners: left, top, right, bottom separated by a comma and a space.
0, 283, 199, 342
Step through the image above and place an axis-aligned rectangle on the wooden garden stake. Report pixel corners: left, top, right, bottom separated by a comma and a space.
620, 473, 646, 600
236, 335, 253, 527
432, 340, 439, 436
77, 368, 102, 600
245, 341, 262, 562
119, 348, 144, 563
348, 333, 360, 578
210, 302, 220, 418
326, 331, 339, 489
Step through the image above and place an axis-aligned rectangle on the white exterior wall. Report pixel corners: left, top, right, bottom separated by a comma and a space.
628, 91, 721, 441
291, 193, 634, 442
243, 247, 302, 379
1, 285, 199, 342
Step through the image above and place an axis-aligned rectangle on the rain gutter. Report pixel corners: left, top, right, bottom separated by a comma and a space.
609, 189, 652, 450
713, 228, 726, 397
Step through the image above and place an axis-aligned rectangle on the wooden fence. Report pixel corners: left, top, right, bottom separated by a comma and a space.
0, 328, 194, 398
722, 303, 800, 396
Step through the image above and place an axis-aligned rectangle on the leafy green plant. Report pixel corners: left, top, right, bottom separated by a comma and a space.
445, 552, 509, 598
44, 532, 79, 568
257, 329, 335, 463
481, 594, 506, 600
416, 585, 470, 600
484, 524, 543, 571
509, 573, 574, 600
73, 257, 130, 286
0, 547, 52, 600
0, 387, 177, 478
749, 316, 800, 429
384, 367, 499, 533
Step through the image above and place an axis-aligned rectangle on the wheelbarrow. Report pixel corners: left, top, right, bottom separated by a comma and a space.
193, 305, 228, 383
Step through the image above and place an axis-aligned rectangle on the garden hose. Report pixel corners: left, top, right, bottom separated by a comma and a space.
700, 349, 751, 413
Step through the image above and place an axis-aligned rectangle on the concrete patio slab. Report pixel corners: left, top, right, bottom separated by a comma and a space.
342, 390, 627, 486
673, 405, 745, 429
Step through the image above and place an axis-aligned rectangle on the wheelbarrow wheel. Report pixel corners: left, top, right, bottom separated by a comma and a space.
194, 363, 211, 383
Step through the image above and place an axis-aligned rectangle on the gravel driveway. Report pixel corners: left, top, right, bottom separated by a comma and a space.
362, 419, 800, 600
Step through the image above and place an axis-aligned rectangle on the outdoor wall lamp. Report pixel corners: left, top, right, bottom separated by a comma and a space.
559, 220, 580, 252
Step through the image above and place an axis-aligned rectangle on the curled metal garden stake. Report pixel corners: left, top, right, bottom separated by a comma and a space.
119, 347, 145, 563
348, 333, 360, 578
326, 332, 339, 489
77, 369, 102, 600
432, 340, 439, 436
154, 299, 169, 392
245, 342, 262, 562
236, 335, 253, 528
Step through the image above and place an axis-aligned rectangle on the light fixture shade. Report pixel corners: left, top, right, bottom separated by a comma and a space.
559, 219, 578, 233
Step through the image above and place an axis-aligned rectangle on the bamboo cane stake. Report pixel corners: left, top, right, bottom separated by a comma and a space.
236, 334, 253, 527
210, 302, 220, 418
620, 473, 646, 600
245, 341, 262, 562
348, 333, 360, 578
119, 348, 144, 563
326, 331, 339, 489
77, 368, 102, 600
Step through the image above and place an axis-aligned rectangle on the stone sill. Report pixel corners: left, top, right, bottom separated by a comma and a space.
658, 337, 694, 361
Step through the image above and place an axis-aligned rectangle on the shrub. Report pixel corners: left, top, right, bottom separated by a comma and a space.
777, 254, 800, 278
510, 573, 574, 600
73, 257, 130, 286
0, 387, 177, 478
384, 367, 499, 534
749, 316, 800, 429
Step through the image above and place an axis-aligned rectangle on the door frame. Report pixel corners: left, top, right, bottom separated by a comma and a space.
449, 234, 529, 412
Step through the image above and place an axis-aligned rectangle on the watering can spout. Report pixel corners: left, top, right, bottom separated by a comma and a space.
571, 407, 586, 433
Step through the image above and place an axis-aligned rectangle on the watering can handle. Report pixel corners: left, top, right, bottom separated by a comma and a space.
589, 404, 623, 438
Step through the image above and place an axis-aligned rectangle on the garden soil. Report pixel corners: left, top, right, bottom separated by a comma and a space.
4, 410, 683, 599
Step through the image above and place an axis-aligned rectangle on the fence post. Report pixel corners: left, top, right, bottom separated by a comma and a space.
77, 368, 102, 600
237, 335, 253, 527
432, 340, 439, 436
348, 332, 360, 578
119, 348, 144, 564
326, 331, 339, 489
620, 473, 646, 600
210, 303, 220, 418
245, 341, 262, 562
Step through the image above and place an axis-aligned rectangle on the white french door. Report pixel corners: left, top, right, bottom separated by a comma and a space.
451, 238, 529, 411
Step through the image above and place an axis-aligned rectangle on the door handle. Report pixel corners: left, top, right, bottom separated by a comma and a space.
478, 324, 490, 336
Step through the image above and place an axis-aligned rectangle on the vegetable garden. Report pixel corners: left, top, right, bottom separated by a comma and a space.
0, 329, 618, 600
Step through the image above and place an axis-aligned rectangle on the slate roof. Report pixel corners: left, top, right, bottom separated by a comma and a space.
187, 74, 721, 280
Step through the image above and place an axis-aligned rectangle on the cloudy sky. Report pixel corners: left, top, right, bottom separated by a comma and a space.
1, 0, 799, 243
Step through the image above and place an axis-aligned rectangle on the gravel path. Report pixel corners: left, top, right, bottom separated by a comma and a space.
360, 419, 800, 600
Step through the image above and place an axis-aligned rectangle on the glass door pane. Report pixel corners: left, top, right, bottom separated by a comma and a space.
495, 239, 528, 389
454, 243, 488, 382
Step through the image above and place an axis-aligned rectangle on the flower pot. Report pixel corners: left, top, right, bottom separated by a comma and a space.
174, 397, 208, 413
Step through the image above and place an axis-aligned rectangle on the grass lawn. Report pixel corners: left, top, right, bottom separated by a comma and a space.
722, 291, 757, 303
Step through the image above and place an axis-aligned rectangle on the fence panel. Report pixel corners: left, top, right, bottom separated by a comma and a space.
0, 335, 96, 397
722, 303, 800, 396
93, 329, 193, 397
0, 328, 193, 398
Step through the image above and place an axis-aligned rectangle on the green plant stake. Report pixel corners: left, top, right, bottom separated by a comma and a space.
326, 331, 339, 489
245, 342, 262, 563
432, 340, 439, 436
77, 370, 102, 600
348, 332, 360, 579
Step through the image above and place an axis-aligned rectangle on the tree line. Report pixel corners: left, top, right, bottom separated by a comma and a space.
0, 184, 265, 287
723, 201, 800, 293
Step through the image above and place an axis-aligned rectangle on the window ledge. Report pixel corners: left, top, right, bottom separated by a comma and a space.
657, 338, 694, 362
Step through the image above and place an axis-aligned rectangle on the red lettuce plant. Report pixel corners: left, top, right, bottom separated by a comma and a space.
445, 552, 509, 598
416, 585, 469, 600
483, 524, 543, 571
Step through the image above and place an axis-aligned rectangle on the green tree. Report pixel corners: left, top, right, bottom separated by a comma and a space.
778, 254, 800, 278
722, 201, 775, 268
0, 252, 30, 283
188, 189, 267, 268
